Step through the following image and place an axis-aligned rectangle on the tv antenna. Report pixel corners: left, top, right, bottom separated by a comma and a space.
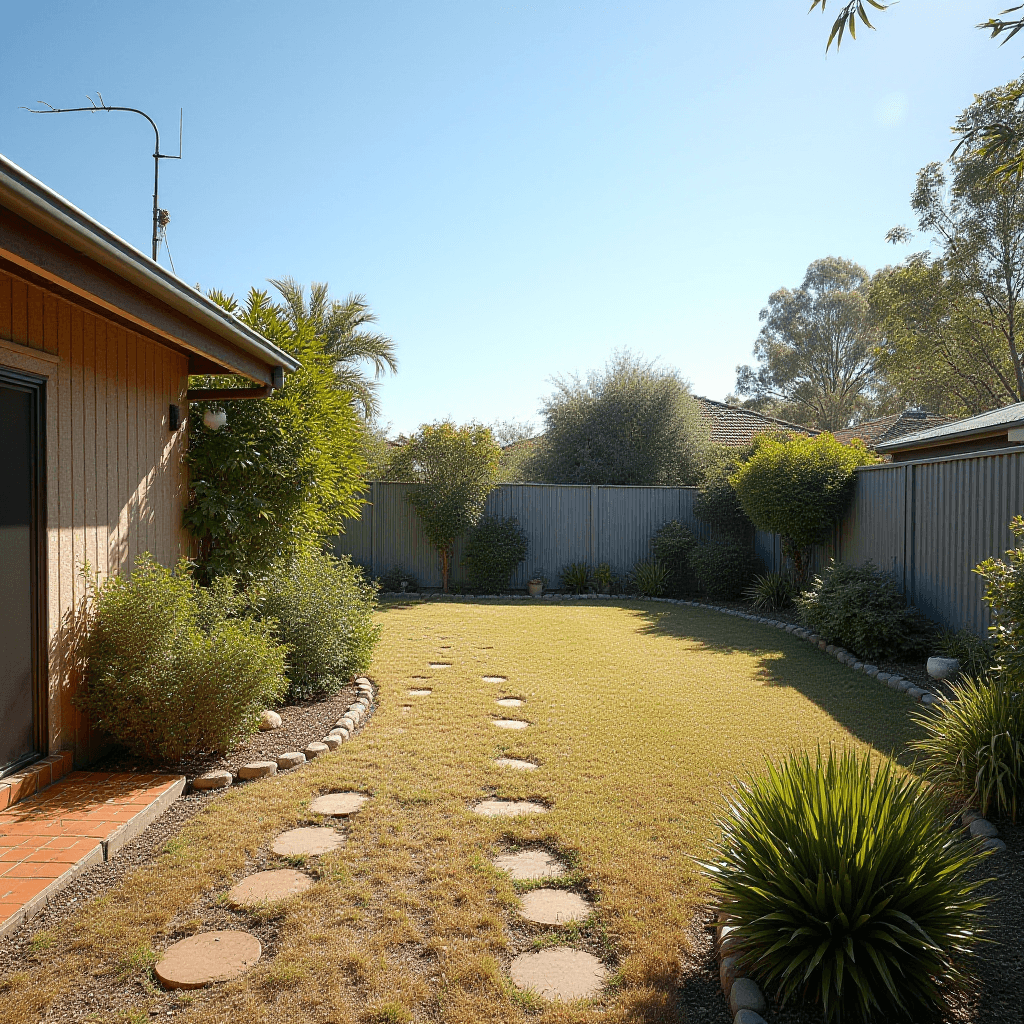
23, 93, 182, 265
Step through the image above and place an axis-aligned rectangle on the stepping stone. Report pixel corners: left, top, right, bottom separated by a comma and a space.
321, 735, 342, 750
492, 719, 529, 730
276, 752, 305, 769
409, 688, 432, 696
304, 742, 329, 759
494, 850, 566, 880
227, 869, 312, 908
193, 770, 232, 790
520, 889, 591, 924
509, 948, 607, 1001
496, 698, 524, 707
473, 799, 546, 818
259, 710, 282, 731
483, 675, 507, 683
310, 792, 368, 817
237, 761, 277, 780
272, 827, 345, 857
494, 757, 538, 771
155, 930, 261, 990
429, 662, 452, 669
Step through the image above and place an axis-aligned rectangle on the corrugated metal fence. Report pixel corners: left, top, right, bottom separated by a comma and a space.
333, 447, 1024, 634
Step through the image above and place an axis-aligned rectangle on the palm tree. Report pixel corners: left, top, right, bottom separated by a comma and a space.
269, 277, 397, 418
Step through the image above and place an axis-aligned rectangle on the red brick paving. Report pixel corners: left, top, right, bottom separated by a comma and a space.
0, 771, 184, 938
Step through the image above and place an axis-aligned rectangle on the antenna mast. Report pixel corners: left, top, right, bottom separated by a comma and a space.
24, 93, 182, 263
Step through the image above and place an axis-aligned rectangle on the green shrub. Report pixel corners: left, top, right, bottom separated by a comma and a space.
692, 540, 755, 600
703, 747, 987, 1023
379, 564, 418, 593
913, 673, 1024, 821
559, 561, 593, 594
731, 433, 875, 580
462, 515, 528, 593
594, 562, 616, 593
650, 520, 696, 597
936, 627, 995, 676
975, 514, 1024, 677
695, 450, 753, 541
629, 558, 668, 597
257, 550, 380, 701
797, 561, 933, 662
77, 556, 287, 761
743, 571, 795, 612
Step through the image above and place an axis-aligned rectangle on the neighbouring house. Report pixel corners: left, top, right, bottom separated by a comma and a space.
0, 154, 299, 777
876, 402, 1024, 462
832, 409, 950, 454
693, 397, 818, 448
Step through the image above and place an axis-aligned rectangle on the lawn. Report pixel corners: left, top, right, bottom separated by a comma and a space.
0, 600, 923, 1024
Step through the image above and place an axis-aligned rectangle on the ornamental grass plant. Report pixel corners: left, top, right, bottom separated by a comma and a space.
704, 747, 988, 1023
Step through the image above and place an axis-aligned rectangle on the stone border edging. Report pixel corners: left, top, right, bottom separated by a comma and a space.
190, 677, 377, 793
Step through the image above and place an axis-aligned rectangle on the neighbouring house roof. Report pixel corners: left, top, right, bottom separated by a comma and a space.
0, 153, 299, 382
876, 401, 1024, 457
694, 397, 819, 448
833, 410, 951, 450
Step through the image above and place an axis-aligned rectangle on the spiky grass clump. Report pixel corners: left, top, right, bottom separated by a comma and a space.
913, 673, 1024, 822
743, 571, 795, 612
704, 748, 988, 1023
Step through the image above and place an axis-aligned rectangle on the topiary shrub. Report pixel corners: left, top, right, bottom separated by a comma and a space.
77, 555, 288, 761
913, 673, 1024, 821
650, 520, 696, 597
461, 515, 528, 593
703, 747, 988, 1023
692, 540, 755, 600
731, 433, 875, 581
796, 561, 932, 662
257, 550, 380, 701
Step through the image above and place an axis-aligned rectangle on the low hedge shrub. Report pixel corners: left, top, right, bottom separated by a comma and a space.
77, 555, 287, 761
462, 515, 528, 593
704, 747, 987, 1023
257, 549, 380, 702
796, 561, 932, 662
692, 540, 755, 600
650, 520, 696, 597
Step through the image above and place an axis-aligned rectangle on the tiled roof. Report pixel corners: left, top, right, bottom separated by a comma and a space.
876, 401, 1024, 452
833, 411, 951, 449
693, 397, 818, 448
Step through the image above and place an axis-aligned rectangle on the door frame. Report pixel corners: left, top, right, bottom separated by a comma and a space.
0, 366, 48, 777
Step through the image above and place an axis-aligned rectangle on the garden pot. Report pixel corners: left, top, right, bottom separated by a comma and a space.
527, 580, 544, 598
927, 656, 960, 681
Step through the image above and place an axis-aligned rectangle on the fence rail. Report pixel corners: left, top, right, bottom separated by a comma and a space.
333, 447, 1024, 635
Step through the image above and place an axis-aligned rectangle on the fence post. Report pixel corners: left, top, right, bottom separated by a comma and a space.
590, 485, 598, 566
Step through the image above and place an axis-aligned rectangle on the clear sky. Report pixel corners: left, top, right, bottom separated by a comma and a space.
1, 2, 1019, 435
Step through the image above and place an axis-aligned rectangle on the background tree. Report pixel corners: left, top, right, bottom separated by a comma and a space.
390, 421, 500, 591
735, 257, 881, 430
872, 80, 1024, 414
185, 288, 367, 582
534, 349, 707, 485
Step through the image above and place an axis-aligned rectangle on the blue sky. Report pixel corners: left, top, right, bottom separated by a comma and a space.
1, 2, 1020, 435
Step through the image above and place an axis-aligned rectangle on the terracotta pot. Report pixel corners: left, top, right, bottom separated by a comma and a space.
527, 580, 544, 597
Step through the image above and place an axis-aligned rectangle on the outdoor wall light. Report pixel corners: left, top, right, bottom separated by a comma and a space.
203, 407, 227, 431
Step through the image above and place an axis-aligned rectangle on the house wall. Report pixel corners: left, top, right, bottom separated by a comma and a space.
0, 266, 190, 764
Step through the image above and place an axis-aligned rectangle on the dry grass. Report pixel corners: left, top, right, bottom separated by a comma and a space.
0, 600, 924, 1024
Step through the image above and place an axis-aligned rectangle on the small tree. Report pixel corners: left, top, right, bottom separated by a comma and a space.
731, 433, 874, 581
391, 421, 500, 591
975, 515, 1024, 678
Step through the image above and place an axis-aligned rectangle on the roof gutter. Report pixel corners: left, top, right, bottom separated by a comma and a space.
0, 153, 299, 374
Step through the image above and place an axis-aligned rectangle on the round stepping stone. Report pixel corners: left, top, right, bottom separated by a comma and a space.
494, 757, 538, 771
304, 742, 329, 759
310, 792, 368, 817
155, 930, 261, 990
237, 761, 277, 780
259, 709, 282, 731
492, 719, 529, 730
321, 735, 342, 750
227, 869, 312, 908
193, 770, 232, 790
496, 698, 524, 707
494, 850, 565, 880
408, 688, 432, 696
473, 799, 546, 817
429, 662, 452, 669
520, 889, 591, 925
509, 948, 607, 1001
271, 827, 345, 856
482, 675, 507, 683
276, 752, 305, 769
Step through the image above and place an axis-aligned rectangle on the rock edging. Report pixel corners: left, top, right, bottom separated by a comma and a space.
190, 677, 377, 793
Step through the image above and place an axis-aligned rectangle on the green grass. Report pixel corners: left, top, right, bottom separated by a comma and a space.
0, 600, 923, 1024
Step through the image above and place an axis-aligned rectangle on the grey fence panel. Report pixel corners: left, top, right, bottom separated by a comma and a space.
838, 465, 908, 583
